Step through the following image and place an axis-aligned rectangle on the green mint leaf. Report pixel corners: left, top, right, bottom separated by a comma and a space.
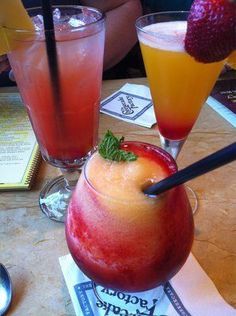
98, 130, 137, 162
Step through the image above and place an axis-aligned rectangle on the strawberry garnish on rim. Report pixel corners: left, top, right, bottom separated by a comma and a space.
185, 0, 236, 63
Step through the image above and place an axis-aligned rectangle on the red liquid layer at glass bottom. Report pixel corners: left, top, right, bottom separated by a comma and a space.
156, 119, 193, 140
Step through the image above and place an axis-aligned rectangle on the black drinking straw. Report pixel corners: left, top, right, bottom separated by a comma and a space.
144, 142, 236, 196
41, 0, 61, 104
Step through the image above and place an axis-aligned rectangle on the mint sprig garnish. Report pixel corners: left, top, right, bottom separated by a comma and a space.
98, 130, 137, 162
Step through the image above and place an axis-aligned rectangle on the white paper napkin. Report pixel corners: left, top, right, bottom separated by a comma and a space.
100, 83, 156, 128
59, 253, 236, 316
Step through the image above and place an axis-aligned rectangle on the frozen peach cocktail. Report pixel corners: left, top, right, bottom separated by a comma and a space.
66, 132, 194, 291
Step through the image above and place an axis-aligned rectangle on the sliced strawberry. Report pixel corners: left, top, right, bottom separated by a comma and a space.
185, 0, 236, 63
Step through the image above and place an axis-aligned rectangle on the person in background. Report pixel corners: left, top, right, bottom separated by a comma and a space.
0, 55, 15, 86
142, 0, 193, 13
0, 56, 9, 73
105, 0, 194, 79
0, 0, 142, 86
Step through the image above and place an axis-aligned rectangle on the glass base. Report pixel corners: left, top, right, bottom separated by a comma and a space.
186, 185, 198, 215
42, 147, 97, 169
39, 175, 77, 223
93, 282, 164, 315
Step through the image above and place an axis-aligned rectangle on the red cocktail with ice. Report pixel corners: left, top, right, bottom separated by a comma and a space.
7, 6, 105, 167
5, 5, 105, 221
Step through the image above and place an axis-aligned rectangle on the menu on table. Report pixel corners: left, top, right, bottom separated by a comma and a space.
207, 74, 236, 127
0, 93, 41, 190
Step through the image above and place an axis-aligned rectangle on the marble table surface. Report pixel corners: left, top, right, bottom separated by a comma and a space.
0, 78, 235, 315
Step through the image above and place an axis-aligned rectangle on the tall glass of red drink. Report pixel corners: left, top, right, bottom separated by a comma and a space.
66, 140, 194, 311
6, 6, 105, 221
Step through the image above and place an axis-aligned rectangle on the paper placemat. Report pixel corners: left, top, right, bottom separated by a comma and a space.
59, 253, 236, 316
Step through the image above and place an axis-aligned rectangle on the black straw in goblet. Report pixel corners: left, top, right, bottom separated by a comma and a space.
144, 142, 236, 196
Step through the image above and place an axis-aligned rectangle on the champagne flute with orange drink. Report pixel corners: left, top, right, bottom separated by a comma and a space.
136, 0, 235, 212
136, 11, 227, 158
0, 1, 105, 222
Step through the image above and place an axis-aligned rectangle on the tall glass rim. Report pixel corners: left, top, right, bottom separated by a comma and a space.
4, 5, 105, 35
135, 10, 189, 33
83, 141, 178, 204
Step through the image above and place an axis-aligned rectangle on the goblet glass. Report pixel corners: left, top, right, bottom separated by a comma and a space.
135, 12, 225, 212
6, 6, 105, 222
65, 141, 194, 313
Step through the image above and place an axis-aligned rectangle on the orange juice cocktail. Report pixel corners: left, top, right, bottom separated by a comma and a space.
137, 16, 224, 141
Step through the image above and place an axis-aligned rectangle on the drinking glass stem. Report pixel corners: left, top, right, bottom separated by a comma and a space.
60, 168, 80, 190
159, 134, 186, 160
159, 135, 199, 214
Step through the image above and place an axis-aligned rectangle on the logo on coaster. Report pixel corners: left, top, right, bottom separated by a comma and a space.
101, 91, 153, 121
